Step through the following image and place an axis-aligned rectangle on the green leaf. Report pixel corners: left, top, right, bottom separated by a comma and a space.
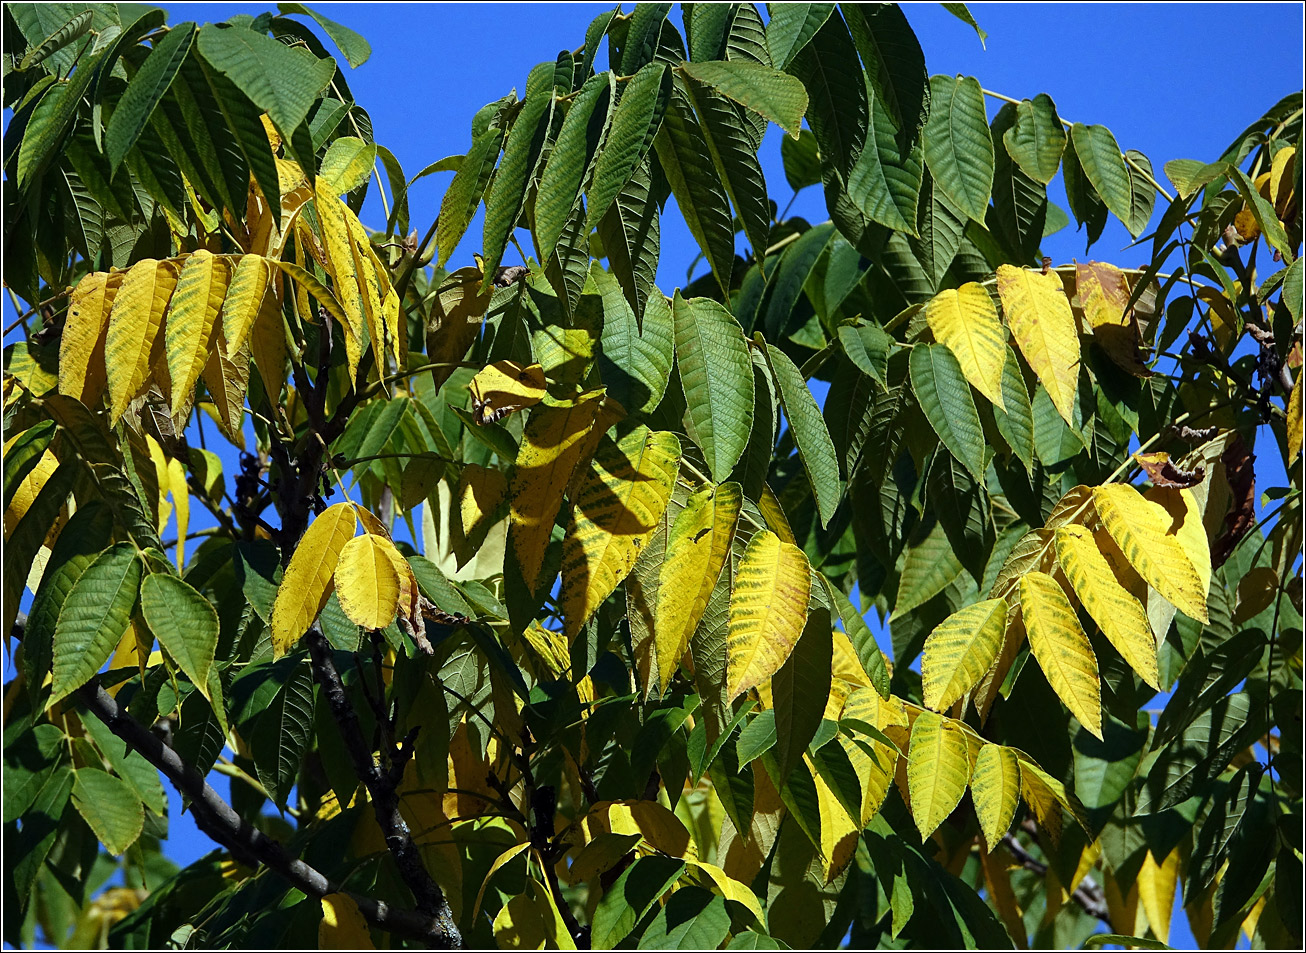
196, 58, 283, 227
838, 321, 895, 389
591, 855, 686, 949
676, 73, 772, 262
587, 62, 670, 230
772, 608, 832, 785
196, 23, 335, 137
762, 222, 834, 339
598, 159, 662, 321
654, 86, 736, 295
737, 710, 778, 767
909, 343, 986, 481
907, 170, 967, 290
1188, 763, 1262, 896
17, 46, 108, 188
50, 543, 141, 703
763, 343, 842, 527
638, 887, 731, 950
781, 128, 822, 191
140, 573, 219, 701
79, 713, 166, 816
105, 22, 196, 172
593, 266, 673, 416
319, 135, 377, 196
72, 767, 143, 855
843, 3, 929, 142
787, 9, 864, 181
765, 3, 833, 70
1002, 93, 1065, 185
1137, 692, 1262, 814
3, 421, 56, 513
1228, 164, 1295, 262
17, 9, 92, 71
893, 518, 965, 619
673, 294, 755, 482
1061, 130, 1108, 248
536, 72, 614, 261
250, 656, 316, 810
991, 345, 1035, 471
436, 125, 504, 269
679, 59, 809, 139
277, 3, 371, 68
988, 103, 1048, 264
941, 4, 988, 47
845, 77, 923, 235
1069, 123, 1133, 230
922, 75, 993, 223
619, 2, 673, 74
821, 575, 890, 697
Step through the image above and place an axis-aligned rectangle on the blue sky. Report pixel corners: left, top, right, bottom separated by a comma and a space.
4, 2, 1302, 946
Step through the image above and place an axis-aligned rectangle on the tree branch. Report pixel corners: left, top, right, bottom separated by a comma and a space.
74, 678, 450, 946
1000, 833, 1112, 927
306, 627, 463, 947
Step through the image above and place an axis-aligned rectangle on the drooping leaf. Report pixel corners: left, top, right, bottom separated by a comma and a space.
587, 62, 671, 230
924, 282, 1006, 408
598, 159, 662, 321
772, 608, 833, 785
787, 9, 863, 181
763, 343, 842, 527
1069, 123, 1133, 231
679, 59, 809, 139
106, 22, 196, 172
674, 294, 755, 482
105, 258, 180, 423
922, 74, 993, 222
893, 518, 965, 619
843, 3, 929, 143
971, 743, 1021, 849
1001, 94, 1065, 185
278, 2, 372, 67
995, 264, 1080, 426
725, 530, 812, 700
921, 597, 1007, 713
1020, 570, 1102, 739
269, 502, 357, 656
51, 544, 141, 703
906, 710, 971, 838
909, 343, 986, 481
140, 573, 219, 701
166, 250, 232, 418
333, 533, 402, 630
72, 768, 143, 856
536, 72, 614, 261
765, 3, 834, 70
560, 429, 681, 640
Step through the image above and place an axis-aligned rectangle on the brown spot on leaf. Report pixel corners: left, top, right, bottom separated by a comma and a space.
1211, 434, 1255, 567
1134, 451, 1205, 489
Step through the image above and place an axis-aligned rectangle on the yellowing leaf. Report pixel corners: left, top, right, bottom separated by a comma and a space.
201, 329, 250, 443
925, 282, 1006, 408
1054, 524, 1159, 690
1288, 370, 1303, 463
469, 361, 547, 425
334, 534, 403, 630
1093, 483, 1209, 623
906, 711, 971, 839
313, 187, 366, 381
725, 530, 811, 700
1020, 571, 1102, 739
319, 893, 373, 950
814, 756, 860, 882
105, 258, 180, 423
1137, 847, 1180, 944
1075, 261, 1150, 376
600, 799, 693, 857
508, 394, 606, 592
757, 482, 796, 545
3, 441, 58, 538
1145, 485, 1211, 598
996, 264, 1080, 425
59, 271, 123, 405
921, 597, 1007, 712
222, 254, 272, 356
654, 482, 742, 693
560, 429, 680, 640
166, 250, 232, 418
472, 841, 531, 920
687, 859, 765, 922
167, 457, 189, 570
971, 743, 1021, 849
493, 893, 547, 950
270, 502, 357, 656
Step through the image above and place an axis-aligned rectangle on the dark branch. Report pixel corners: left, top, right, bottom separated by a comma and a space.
75, 679, 450, 946
1001, 832, 1113, 927
306, 627, 462, 948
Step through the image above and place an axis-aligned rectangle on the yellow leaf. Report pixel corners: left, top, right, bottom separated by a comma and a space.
166, 250, 232, 418
1289, 369, 1303, 463
270, 502, 357, 656
925, 282, 1007, 408
654, 482, 741, 693
105, 258, 180, 423
971, 743, 1021, 849
980, 847, 1028, 948
560, 429, 680, 640
334, 534, 402, 630
529, 875, 578, 951
1093, 483, 1209, 623
249, 284, 288, 401
906, 711, 971, 838
200, 332, 250, 443
996, 264, 1080, 425
757, 482, 796, 544
921, 597, 1007, 712
508, 393, 605, 593
1075, 261, 1150, 376
1020, 571, 1102, 739
1102, 869, 1144, 938
319, 893, 373, 950
167, 457, 189, 570
1015, 752, 1084, 844
221, 255, 272, 356
687, 859, 765, 922
469, 361, 548, 425
813, 756, 860, 882
990, 527, 1056, 604
472, 841, 531, 920
1137, 847, 1180, 944
3, 439, 58, 538
1054, 524, 1160, 690
311, 191, 365, 382
427, 267, 493, 391
59, 271, 123, 405
970, 605, 1025, 722
724, 530, 812, 700
600, 799, 693, 857
493, 893, 547, 950
457, 463, 509, 561
835, 724, 896, 827
720, 761, 784, 886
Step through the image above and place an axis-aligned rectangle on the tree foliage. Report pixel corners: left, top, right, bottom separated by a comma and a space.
2, 3, 1302, 950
